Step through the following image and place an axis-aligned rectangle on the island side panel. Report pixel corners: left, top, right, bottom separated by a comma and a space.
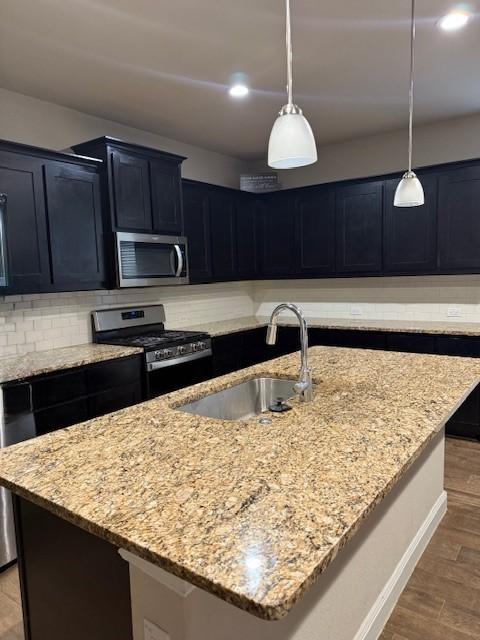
13, 496, 133, 640
127, 430, 446, 640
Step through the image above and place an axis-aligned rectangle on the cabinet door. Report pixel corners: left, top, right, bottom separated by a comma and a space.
209, 190, 237, 280
336, 181, 383, 274
182, 183, 212, 282
150, 160, 183, 233
0, 151, 51, 292
212, 333, 243, 376
384, 176, 437, 273
438, 166, 480, 271
236, 194, 258, 280
259, 192, 297, 277
45, 162, 106, 288
297, 188, 335, 275
111, 150, 152, 231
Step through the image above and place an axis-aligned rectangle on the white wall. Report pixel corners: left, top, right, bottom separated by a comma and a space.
254, 113, 480, 190
253, 275, 480, 324
0, 88, 250, 188
0, 283, 254, 359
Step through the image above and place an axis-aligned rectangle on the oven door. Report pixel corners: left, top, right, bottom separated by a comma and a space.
116, 232, 189, 287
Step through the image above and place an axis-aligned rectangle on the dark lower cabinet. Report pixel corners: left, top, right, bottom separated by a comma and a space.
14, 497, 132, 640
0, 151, 51, 292
212, 333, 244, 376
12, 355, 144, 436
336, 181, 383, 274
438, 166, 480, 271
384, 176, 438, 274
386, 332, 436, 354
212, 326, 299, 377
44, 161, 106, 288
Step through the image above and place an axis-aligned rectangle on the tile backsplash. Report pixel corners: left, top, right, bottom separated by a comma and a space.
0, 282, 254, 359
2, 275, 480, 359
253, 275, 480, 323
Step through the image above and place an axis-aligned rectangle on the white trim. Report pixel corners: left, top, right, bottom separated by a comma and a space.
353, 490, 447, 640
118, 549, 196, 598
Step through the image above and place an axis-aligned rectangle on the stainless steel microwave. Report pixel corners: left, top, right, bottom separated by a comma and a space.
115, 232, 189, 288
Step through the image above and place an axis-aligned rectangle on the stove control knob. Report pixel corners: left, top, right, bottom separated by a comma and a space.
163, 348, 173, 358
177, 345, 187, 355
154, 350, 164, 360
198, 341, 207, 350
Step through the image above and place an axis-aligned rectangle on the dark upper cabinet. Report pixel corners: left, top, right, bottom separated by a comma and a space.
438, 166, 480, 271
209, 190, 237, 280
44, 162, 106, 288
236, 193, 258, 280
296, 187, 335, 276
150, 159, 183, 233
259, 192, 297, 277
72, 137, 186, 235
0, 150, 51, 292
183, 181, 212, 282
384, 176, 438, 274
111, 149, 152, 231
336, 181, 384, 274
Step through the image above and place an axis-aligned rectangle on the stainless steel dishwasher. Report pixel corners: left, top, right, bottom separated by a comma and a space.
0, 381, 36, 568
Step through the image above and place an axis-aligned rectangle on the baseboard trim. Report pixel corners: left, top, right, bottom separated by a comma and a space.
353, 490, 447, 640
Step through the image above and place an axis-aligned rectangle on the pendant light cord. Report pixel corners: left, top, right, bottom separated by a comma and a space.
408, 0, 416, 173
286, 0, 293, 105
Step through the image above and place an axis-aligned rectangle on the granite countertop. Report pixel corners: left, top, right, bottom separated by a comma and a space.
181, 315, 480, 338
0, 346, 479, 620
0, 343, 143, 384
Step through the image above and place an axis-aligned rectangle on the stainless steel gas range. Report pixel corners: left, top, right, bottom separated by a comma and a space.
92, 304, 212, 397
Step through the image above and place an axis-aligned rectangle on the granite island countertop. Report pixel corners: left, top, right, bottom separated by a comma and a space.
0, 343, 143, 384
180, 315, 480, 338
1, 346, 479, 620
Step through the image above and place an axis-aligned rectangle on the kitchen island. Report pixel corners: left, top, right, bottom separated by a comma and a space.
1, 346, 479, 640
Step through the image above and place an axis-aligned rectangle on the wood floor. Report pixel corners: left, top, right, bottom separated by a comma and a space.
1, 437, 480, 640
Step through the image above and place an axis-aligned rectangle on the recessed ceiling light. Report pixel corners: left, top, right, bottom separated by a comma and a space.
229, 84, 249, 98
437, 10, 471, 31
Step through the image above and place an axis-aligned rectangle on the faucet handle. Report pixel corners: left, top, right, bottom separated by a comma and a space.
266, 323, 277, 345
294, 379, 310, 394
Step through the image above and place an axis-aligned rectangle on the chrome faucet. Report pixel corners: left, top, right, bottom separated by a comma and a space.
266, 303, 313, 402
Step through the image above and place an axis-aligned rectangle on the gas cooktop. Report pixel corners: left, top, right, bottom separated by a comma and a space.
91, 305, 212, 372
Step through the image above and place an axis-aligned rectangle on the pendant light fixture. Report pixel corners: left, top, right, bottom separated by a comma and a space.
394, 0, 424, 207
268, 0, 317, 169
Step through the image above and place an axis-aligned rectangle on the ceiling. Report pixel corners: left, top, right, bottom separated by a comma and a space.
0, 0, 479, 160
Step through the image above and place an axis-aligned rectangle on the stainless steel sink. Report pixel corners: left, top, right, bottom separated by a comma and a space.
177, 377, 297, 421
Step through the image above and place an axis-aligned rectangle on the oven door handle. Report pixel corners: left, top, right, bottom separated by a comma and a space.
174, 244, 183, 277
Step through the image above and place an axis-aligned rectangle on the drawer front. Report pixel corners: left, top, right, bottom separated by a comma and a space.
35, 398, 89, 436
86, 356, 142, 394
436, 335, 480, 357
88, 382, 142, 418
32, 370, 87, 411
386, 333, 436, 354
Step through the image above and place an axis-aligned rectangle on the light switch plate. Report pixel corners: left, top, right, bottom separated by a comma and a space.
144, 619, 170, 640
350, 307, 362, 316
447, 307, 462, 317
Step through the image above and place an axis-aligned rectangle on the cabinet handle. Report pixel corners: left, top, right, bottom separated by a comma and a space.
0, 193, 8, 287
174, 244, 183, 277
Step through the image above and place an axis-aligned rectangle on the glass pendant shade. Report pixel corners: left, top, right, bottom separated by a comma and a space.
268, 110, 317, 169
394, 171, 425, 207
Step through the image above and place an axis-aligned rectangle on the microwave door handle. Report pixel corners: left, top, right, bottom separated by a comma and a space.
174, 244, 183, 277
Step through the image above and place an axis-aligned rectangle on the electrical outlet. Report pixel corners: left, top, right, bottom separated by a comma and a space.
350, 307, 362, 316
447, 307, 462, 317
144, 619, 170, 640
